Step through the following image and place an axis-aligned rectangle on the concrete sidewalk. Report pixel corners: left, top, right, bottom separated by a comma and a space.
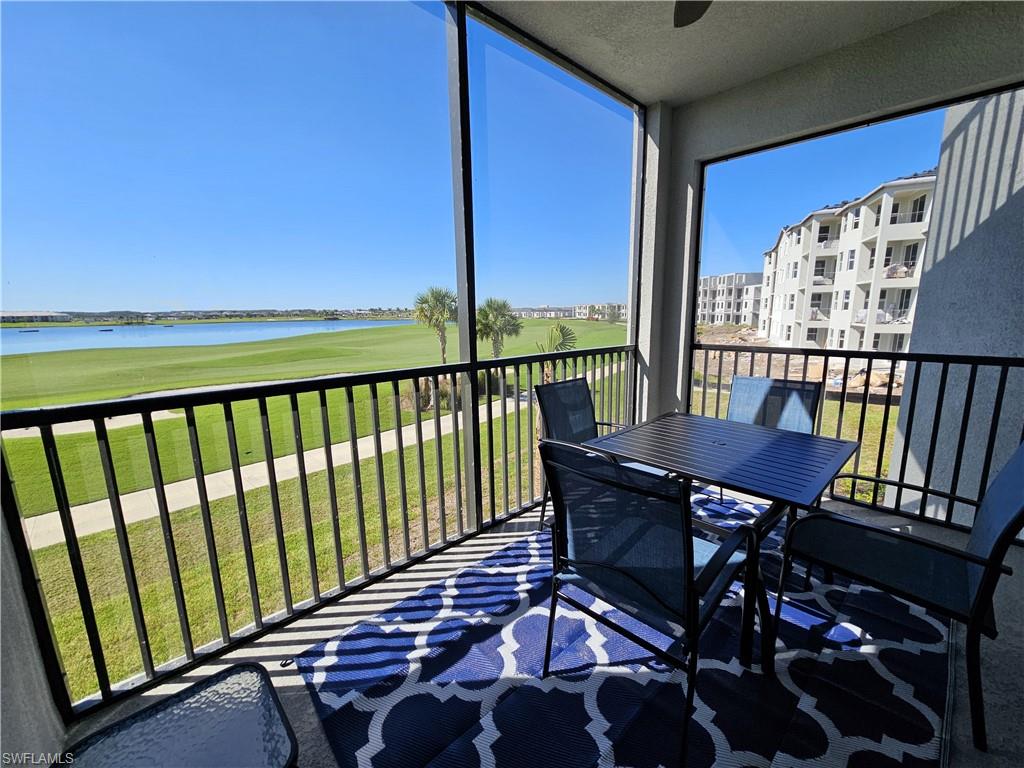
23, 365, 618, 549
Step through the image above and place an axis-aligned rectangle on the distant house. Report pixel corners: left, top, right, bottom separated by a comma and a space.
573, 302, 626, 320
0, 311, 72, 323
512, 306, 573, 319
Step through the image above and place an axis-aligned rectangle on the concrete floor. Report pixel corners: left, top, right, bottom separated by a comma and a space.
66, 504, 1023, 767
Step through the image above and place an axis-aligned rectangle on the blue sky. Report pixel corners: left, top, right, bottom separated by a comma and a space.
701, 108, 945, 276
1, 1, 634, 312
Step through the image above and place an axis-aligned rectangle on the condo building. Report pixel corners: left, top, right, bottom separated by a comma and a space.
572, 302, 627, 320
759, 170, 934, 352
695, 272, 762, 325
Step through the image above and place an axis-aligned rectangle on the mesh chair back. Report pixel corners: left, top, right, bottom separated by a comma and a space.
534, 379, 599, 443
539, 440, 697, 629
726, 376, 822, 434
965, 442, 1024, 601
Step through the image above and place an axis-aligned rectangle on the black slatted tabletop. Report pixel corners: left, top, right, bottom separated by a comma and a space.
586, 412, 858, 508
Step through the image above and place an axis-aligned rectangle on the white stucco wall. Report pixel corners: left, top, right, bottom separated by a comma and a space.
886, 88, 1024, 523
640, 0, 1024, 415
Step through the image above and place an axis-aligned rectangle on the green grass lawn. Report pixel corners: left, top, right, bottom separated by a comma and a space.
2, 320, 627, 517
1, 318, 626, 409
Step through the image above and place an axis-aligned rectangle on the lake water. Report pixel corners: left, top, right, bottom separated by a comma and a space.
0, 319, 414, 355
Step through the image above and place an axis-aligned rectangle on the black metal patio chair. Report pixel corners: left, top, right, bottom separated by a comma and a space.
539, 439, 774, 758
534, 379, 630, 528
773, 441, 1024, 751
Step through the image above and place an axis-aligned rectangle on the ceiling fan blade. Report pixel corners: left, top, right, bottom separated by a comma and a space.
673, 1, 712, 28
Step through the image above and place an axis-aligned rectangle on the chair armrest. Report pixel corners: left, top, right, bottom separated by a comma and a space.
788, 512, 1011, 575
596, 420, 629, 430
695, 523, 756, 595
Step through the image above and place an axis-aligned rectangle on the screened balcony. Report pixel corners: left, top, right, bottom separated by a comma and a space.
2, 2, 1023, 767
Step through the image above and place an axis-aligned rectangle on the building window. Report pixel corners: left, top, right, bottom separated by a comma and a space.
847, 250, 856, 270
788, 294, 795, 310
893, 333, 907, 352
872, 333, 880, 351
874, 203, 882, 226
904, 242, 920, 268
911, 194, 927, 223
838, 330, 846, 348
814, 259, 826, 277
890, 200, 901, 224
883, 246, 893, 267
852, 206, 861, 229
832, 291, 839, 310
791, 262, 798, 279
878, 288, 888, 310
807, 328, 819, 342
869, 247, 876, 269
785, 325, 792, 341
795, 229, 802, 244
862, 292, 870, 310
842, 290, 851, 310
817, 224, 831, 243
828, 329, 834, 346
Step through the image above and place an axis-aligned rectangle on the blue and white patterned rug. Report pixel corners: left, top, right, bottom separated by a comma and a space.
297, 498, 951, 767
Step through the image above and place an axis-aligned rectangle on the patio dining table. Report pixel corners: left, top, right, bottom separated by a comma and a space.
585, 411, 859, 663
585, 411, 858, 514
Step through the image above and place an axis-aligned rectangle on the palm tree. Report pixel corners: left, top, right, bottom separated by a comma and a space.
476, 298, 523, 359
413, 286, 457, 363
413, 286, 457, 409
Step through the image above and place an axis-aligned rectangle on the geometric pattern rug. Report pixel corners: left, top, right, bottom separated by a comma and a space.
297, 497, 951, 767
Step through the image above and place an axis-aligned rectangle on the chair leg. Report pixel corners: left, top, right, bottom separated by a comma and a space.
679, 650, 699, 764
773, 555, 792, 660
966, 626, 988, 751
739, 548, 758, 666
541, 583, 559, 679
537, 489, 551, 531
754, 569, 775, 678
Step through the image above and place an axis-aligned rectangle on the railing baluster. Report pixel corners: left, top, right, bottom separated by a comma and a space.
801, 353, 809, 383
141, 413, 195, 658
185, 406, 231, 641
369, 383, 391, 568
714, 350, 724, 419
918, 362, 950, 517
514, 364, 522, 512
977, 366, 1009, 498
223, 402, 262, 628
616, 352, 624, 426
701, 349, 709, 415
40, 426, 112, 698
94, 418, 154, 678
748, 349, 755, 377
816, 355, 828, 434
449, 372, 464, 535
319, 390, 345, 590
849, 358, 873, 500
872, 360, 898, 507
411, 378, 430, 550
258, 399, 293, 614
485, 367, 496, 523
500, 365, 509, 516
289, 394, 320, 602
431, 375, 447, 542
946, 365, 978, 523
391, 381, 411, 560
527, 363, 536, 502
344, 387, 370, 578
895, 362, 924, 513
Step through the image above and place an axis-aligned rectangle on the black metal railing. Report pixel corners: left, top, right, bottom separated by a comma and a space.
690, 343, 1024, 528
0, 345, 635, 721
